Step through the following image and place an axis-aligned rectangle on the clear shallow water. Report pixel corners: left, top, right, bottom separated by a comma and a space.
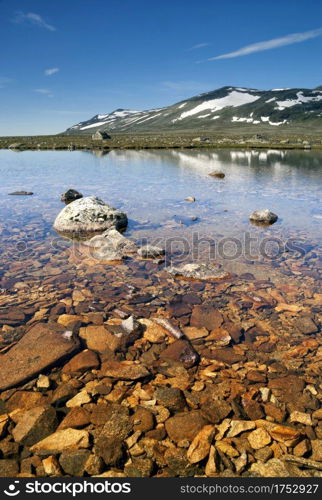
0, 148, 321, 275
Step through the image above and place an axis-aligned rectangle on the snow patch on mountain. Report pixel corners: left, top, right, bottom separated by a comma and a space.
175, 90, 260, 121
275, 91, 322, 110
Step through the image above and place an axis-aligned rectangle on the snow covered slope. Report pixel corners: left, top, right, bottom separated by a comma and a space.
64, 86, 322, 134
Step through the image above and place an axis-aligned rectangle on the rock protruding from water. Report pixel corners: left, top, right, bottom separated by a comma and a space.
9, 191, 33, 196
53, 196, 128, 236
249, 209, 278, 225
61, 189, 83, 203
167, 262, 230, 280
209, 171, 225, 178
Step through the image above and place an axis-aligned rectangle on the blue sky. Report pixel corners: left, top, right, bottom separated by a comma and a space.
1, 0, 322, 135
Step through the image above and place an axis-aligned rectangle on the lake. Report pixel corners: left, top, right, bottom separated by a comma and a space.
0, 148, 321, 281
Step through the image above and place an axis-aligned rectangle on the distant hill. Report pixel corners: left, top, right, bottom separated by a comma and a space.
63, 86, 322, 135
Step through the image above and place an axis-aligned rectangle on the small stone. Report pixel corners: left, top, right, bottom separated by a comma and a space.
201, 400, 232, 424
269, 425, 301, 447
249, 209, 278, 225
95, 437, 123, 466
30, 429, 90, 455
160, 340, 198, 368
168, 262, 230, 280
140, 319, 166, 343
187, 425, 215, 463
295, 316, 319, 335
61, 189, 83, 203
227, 420, 256, 438
138, 245, 165, 258
124, 457, 153, 477
57, 314, 83, 326
191, 305, 223, 330
234, 451, 247, 473
183, 326, 209, 340
66, 390, 91, 408
9, 190, 33, 195
59, 450, 91, 476
247, 428, 271, 450
100, 403, 132, 440
37, 375, 51, 390
254, 446, 273, 462
165, 411, 208, 443
311, 440, 322, 461
0, 415, 9, 438
42, 456, 62, 476
0, 459, 19, 477
205, 445, 218, 476
155, 387, 186, 412
58, 407, 90, 430
293, 439, 311, 457
12, 406, 58, 446
209, 171, 225, 178
84, 455, 104, 475
62, 350, 100, 374
101, 361, 149, 380
290, 411, 312, 426
215, 441, 239, 458
131, 408, 154, 433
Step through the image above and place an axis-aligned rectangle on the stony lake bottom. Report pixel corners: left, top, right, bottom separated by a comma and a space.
0, 148, 321, 478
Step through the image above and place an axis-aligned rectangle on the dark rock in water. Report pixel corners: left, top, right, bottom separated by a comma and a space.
249, 209, 278, 225
209, 171, 225, 178
160, 339, 199, 368
61, 189, 83, 203
0, 323, 80, 391
295, 316, 319, 335
9, 191, 33, 196
53, 196, 128, 237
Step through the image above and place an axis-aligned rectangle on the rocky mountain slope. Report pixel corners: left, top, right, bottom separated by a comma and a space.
64, 86, 322, 134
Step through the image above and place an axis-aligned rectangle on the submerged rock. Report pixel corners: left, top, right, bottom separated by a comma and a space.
61, 189, 83, 203
53, 196, 128, 236
84, 228, 136, 260
167, 262, 230, 280
137, 245, 165, 259
0, 323, 79, 391
249, 209, 278, 225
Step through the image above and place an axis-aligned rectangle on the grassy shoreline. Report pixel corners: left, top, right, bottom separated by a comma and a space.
1, 132, 322, 151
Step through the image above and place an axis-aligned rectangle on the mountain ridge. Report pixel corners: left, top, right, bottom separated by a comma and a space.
63, 85, 322, 135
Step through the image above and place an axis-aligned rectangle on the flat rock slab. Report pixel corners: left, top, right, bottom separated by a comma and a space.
0, 323, 79, 391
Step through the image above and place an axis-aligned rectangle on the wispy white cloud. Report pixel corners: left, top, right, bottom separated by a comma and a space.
35, 88, 54, 98
162, 81, 211, 92
45, 67, 59, 76
14, 11, 56, 31
189, 42, 210, 50
209, 28, 322, 60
